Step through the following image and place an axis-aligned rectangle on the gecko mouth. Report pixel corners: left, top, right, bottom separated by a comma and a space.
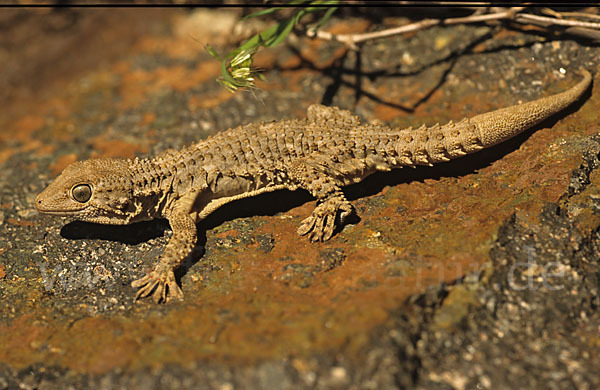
35, 199, 87, 214
35, 207, 86, 215
36, 209, 83, 215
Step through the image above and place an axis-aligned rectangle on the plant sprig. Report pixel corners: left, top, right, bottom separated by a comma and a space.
207, 1, 338, 92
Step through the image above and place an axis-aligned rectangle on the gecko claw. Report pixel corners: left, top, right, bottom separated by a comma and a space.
132, 269, 183, 303
297, 200, 354, 242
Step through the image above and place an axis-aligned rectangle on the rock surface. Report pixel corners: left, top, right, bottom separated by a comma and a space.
0, 8, 599, 389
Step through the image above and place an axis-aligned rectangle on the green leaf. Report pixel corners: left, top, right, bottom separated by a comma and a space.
242, 0, 313, 20
309, 0, 339, 5
235, 23, 278, 54
242, 7, 284, 20
212, 2, 339, 93
266, 12, 302, 47
310, 5, 338, 32
220, 57, 237, 86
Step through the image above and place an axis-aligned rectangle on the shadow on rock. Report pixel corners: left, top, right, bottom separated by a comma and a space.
60, 219, 170, 245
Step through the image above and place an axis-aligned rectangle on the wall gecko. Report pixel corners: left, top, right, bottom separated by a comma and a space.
35, 69, 592, 303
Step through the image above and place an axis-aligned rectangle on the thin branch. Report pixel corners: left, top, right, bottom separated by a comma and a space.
307, 7, 600, 50
307, 7, 525, 49
515, 13, 600, 29
307, 18, 441, 50
542, 8, 600, 22
442, 6, 525, 24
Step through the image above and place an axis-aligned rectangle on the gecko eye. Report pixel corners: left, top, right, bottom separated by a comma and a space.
71, 184, 92, 203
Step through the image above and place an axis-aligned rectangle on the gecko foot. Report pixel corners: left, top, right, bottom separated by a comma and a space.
297, 198, 354, 242
131, 268, 184, 304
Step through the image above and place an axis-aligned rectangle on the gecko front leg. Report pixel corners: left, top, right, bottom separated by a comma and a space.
131, 207, 197, 303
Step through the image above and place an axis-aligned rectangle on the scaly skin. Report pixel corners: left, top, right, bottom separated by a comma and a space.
35, 69, 592, 303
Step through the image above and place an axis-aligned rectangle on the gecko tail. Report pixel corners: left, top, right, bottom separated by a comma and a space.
471, 69, 592, 148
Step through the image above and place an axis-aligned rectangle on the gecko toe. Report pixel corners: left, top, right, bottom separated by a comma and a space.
311, 213, 327, 241
298, 199, 353, 242
133, 277, 159, 302
158, 272, 183, 303
133, 269, 182, 303
167, 280, 184, 301
153, 283, 166, 304
131, 274, 150, 289
297, 215, 316, 236
339, 203, 354, 222
322, 215, 335, 241
131, 274, 155, 301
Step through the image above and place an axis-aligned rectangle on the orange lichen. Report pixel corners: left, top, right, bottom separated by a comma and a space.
50, 153, 79, 176
116, 62, 221, 109
188, 89, 234, 111
89, 136, 147, 159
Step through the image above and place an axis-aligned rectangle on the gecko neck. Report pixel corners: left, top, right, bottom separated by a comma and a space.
126, 157, 177, 219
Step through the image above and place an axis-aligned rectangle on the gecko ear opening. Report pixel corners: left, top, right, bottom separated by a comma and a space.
71, 184, 92, 203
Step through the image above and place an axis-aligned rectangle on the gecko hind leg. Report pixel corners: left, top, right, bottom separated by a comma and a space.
290, 157, 355, 242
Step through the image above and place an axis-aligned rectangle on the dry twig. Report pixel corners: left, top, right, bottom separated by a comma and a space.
307, 7, 600, 49
515, 13, 600, 29
542, 8, 600, 21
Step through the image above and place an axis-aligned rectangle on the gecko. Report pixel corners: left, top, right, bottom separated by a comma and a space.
35, 69, 592, 303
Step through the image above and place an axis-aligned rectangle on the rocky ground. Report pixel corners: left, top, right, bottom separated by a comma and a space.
0, 7, 599, 390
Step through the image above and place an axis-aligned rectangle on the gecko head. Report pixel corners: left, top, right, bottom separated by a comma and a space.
35, 158, 137, 225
